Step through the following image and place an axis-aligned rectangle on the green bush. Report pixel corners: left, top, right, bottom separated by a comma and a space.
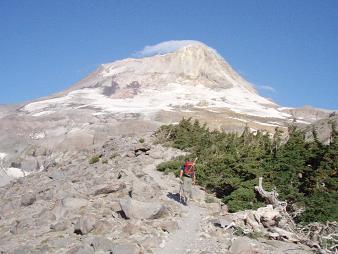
139, 138, 145, 143
156, 160, 183, 176
89, 155, 101, 164
155, 118, 338, 223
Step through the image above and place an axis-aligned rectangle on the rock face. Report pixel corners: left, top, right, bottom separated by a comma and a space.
119, 197, 167, 220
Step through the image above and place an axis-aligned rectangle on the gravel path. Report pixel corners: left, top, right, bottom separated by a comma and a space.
156, 203, 205, 254
143, 162, 209, 254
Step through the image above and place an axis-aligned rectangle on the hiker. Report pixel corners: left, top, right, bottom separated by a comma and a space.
179, 159, 196, 204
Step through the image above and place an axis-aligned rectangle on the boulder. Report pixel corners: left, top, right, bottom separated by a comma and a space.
122, 222, 140, 235
148, 149, 163, 159
87, 236, 115, 252
229, 237, 255, 254
21, 192, 36, 206
67, 245, 94, 254
254, 205, 281, 228
221, 204, 228, 215
50, 221, 69, 232
74, 215, 96, 235
10, 218, 35, 234
206, 202, 221, 215
20, 158, 40, 171
110, 201, 122, 212
53, 197, 88, 220
62, 197, 88, 209
131, 180, 160, 201
92, 220, 114, 234
119, 197, 167, 220
48, 171, 65, 181
111, 243, 141, 254
36, 209, 57, 225
158, 220, 179, 233
93, 182, 126, 196
191, 187, 205, 202
217, 217, 233, 228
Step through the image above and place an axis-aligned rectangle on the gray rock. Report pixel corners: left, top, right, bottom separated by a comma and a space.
10, 218, 35, 234
48, 171, 65, 180
119, 197, 167, 220
229, 237, 255, 254
12, 246, 36, 254
158, 220, 179, 233
111, 243, 141, 254
74, 215, 96, 235
67, 245, 94, 254
87, 236, 115, 252
50, 221, 69, 232
131, 180, 160, 201
206, 202, 221, 215
37, 209, 56, 225
93, 182, 126, 196
21, 192, 36, 206
110, 201, 122, 212
148, 149, 163, 159
122, 222, 140, 236
53, 197, 88, 220
20, 158, 40, 171
217, 217, 232, 228
191, 186, 205, 202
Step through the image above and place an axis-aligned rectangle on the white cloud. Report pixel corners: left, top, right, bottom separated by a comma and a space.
135, 40, 202, 57
257, 85, 276, 92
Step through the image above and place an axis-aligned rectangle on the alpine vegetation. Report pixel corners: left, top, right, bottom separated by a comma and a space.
156, 118, 338, 223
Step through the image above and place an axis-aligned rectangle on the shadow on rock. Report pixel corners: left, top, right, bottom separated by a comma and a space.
167, 192, 185, 205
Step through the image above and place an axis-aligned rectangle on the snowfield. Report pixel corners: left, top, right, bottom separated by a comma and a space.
22, 43, 299, 125
24, 82, 291, 119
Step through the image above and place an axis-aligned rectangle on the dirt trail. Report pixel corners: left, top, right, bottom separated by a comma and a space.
156, 203, 206, 254
143, 162, 208, 254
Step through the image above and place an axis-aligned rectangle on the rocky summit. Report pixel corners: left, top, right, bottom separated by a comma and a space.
0, 41, 336, 253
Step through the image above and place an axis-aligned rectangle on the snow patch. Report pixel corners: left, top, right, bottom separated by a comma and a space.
23, 82, 292, 119
251, 121, 280, 127
5, 167, 31, 178
227, 117, 248, 123
30, 132, 46, 140
32, 110, 56, 117
0, 152, 7, 160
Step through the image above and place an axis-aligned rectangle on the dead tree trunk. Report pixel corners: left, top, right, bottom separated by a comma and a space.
255, 177, 295, 231
254, 177, 287, 209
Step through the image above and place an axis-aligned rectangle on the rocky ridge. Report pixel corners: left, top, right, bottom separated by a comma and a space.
0, 135, 317, 253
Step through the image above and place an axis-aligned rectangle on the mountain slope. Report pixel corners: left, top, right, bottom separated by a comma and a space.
22, 43, 290, 121
0, 41, 335, 186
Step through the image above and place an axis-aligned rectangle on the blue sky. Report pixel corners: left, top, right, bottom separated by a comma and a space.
0, 0, 337, 109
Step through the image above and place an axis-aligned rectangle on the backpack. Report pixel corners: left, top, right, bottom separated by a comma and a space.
184, 161, 194, 176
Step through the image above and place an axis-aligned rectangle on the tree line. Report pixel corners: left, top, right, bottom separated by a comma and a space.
156, 118, 337, 223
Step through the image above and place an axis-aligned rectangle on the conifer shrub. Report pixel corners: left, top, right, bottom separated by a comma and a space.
89, 154, 101, 164
155, 118, 338, 223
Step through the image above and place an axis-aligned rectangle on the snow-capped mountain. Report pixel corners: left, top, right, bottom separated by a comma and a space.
23, 43, 291, 121
0, 41, 334, 186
